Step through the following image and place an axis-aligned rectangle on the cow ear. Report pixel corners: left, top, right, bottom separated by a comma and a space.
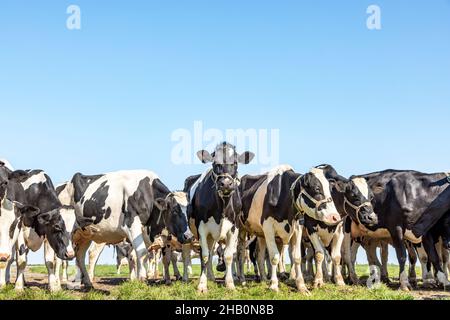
197, 150, 213, 164
76, 216, 95, 229
16, 203, 40, 221
238, 152, 255, 164
154, 198, 168, 211
330, 179, 346, 193
37, 212, 53, 226
8, 170, 29, 183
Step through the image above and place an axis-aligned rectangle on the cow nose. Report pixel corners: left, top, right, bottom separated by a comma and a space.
324, 213, 341, 225
65, 249, 75, 260
0, 254, 10, 262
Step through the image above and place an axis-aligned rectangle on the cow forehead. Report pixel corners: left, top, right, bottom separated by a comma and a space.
213, 147, 237, 164
352, 177, 369, 198
60, 208, 76, 230
310, 168, 332, 196
172, 192, 188, 207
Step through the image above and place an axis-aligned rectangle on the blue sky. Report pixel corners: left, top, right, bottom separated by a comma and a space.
1, 1, 450, 265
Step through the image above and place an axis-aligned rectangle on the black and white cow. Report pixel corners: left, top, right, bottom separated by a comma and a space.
63, 170, 192, 289
308, 164, 377, 287
0, 162, 76, 290
352, 170, 450, 291
185, 142, 254, 293
237, 165, 342, 293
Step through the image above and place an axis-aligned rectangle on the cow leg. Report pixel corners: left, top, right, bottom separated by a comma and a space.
291, 222, 309, 294
172, 252, 182, 281
331, 227, 345, 286
391, 229, 411, 291
88, 243, 106, 281
182, 244, 191, 282
263, 231, 281, 292
5, 258, 13, 285
343, 233, 359, 285
423, 234, 450, 287
198, 233, 214, 293
406, 242, 418, 287
309, 233, 325, 289
256, 237, 268, 282
380, 241, 390, 283
224, 228, 239, 290
162, 245, 172, 285
44, 240, 61, 292
277, 244, 287, 278
416, 245, 434, 287
15, 250, 27, 291
365, 240, 383, 286
442, 247, 450, 280
236, 229, 247, 284
128, 218, 148, 282
75, 240, 93, 289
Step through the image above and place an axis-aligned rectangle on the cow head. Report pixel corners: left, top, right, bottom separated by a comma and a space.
0, 200, 39, 263
32, 209, 75, 260
155, 192, 194, 245
293, 168, 341, 225
340, 178, 378, 227
197, 142, 255, 198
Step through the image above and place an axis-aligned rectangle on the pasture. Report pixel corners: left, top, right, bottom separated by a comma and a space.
0, 264, 448, 301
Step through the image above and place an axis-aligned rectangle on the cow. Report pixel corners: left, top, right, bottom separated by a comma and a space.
185, 142, 254, 293
407, 210, 450, 287
115, 240, 136, 275
237, 165, 343, 293
62, 170, 193, 289
352, 170, 450, 291
0, 162, 76, 290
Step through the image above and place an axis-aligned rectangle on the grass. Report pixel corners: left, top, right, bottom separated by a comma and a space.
1, 263, 421, 300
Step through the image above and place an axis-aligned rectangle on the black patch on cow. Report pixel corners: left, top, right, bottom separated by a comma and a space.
284, 224, 291, 233
82, 181, 111, 224
19, 244, 27, 256
9, 218, 19, 239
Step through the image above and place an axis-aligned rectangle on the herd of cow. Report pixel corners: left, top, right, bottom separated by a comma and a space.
1, 142, 450, 296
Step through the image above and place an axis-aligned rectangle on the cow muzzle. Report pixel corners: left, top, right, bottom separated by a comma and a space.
0, 253, 10, 263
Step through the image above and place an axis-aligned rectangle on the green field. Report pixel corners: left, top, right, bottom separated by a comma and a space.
0, 264, 434, 300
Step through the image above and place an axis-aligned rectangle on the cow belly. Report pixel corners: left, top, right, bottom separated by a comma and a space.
405, 229, 422, 244
317, 227, 339, 248
199, 217, 234, 241
351, 222, 391, 239
76, 218, 127, 245
246, 180, 268, 236
262, 217, 291, 244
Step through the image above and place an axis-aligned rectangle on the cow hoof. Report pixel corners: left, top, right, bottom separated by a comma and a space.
175, 276, 182, 282
165, 280, 172, 286
399, 284, 412, 292
14, 286, 24, 292
278, 273, 289, 281
197, 285, 208, 294
269, 284, 279, 292
381, 276, 391, 284
336, 280, 346, 287
49, 286, 62, 293
314, 279, 324, 289
226, 283, 236, 291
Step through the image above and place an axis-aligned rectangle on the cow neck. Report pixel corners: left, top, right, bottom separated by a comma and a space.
290, 175, 304, 220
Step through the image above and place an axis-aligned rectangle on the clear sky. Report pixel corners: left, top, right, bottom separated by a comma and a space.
1, 1, 450, 266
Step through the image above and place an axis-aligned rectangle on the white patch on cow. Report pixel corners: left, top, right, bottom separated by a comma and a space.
352, 177, 369, 199
172, 192, 193, 240
57, 182, 74, 206
0, 159, 14, 171
21, 171, 47, 190
60, 207, 76, 255
316, 225, 337, 248
22, 226, 44, 252
404, 229, 422, 244
261, 217, 291, 244
246, 165, 293, 237
198, 216, 234, 242
0, 198, 19, 261
189, 169, 212, 203
267, 164, 293, 184
436, 271, 450, 286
